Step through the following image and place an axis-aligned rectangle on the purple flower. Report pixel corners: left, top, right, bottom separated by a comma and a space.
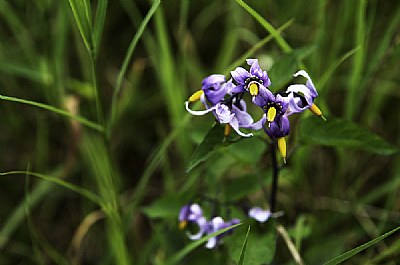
205, 217, 240, 249
185, 98, 258, 137
178, 204, 208, 240
285, 70, 322, 116
230, 59, 273, 106
201, 74, 229, 105
248, 207, 271, 223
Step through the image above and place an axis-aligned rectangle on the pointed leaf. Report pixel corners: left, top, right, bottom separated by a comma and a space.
323, 226, 400, 265
227, 220, 276, 265
299, 116, 398, 155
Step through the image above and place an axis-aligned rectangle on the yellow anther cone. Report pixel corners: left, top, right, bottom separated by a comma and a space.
179, 221, 187, 230
310, 103, 326, 121
188, 90, 204, 102
249, 83, 259, 96
224, 124, 231, 137
277, 137, 287, 164
267, 107, 277, 123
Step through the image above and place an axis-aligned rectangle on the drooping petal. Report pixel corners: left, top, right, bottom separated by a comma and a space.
179, 205, 190, 222
248, 114, 266, 130
205, 217, 225, 249
231, 67, 250, 84
249, 207, 271, 223
214, 103, 234, 123
185, 101, 216, 116
231, 105, 253, 127
188, 204, 203, 220
229, 117, 253, 137
286, 84, 314, 106
294, 70, 318, 98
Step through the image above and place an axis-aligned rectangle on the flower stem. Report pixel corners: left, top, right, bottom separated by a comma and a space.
270, 141, 279, 213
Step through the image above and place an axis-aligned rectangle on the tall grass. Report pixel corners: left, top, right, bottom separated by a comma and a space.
0, 0, 399, 264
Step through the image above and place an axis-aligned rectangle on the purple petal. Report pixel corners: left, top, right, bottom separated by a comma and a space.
231, 105, 253, 127
247, 59, 271, 87
229, 84, 246, 94
231, 67, 250, 84
229, 117, 253, 137
248, 207, 271, 223
252, 85, 274, 107
214, 103, 234, 123
202, 74, 225, 88
179, 205, 190, 221
248, 114, 266, 130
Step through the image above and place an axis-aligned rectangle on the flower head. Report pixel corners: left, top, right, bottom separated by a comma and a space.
230, 59, 272, 106
285, 70, 325, 119
248, 207, 271, 223
178, 204, 208, 240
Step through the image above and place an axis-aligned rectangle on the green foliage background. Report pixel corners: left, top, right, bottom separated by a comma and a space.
0, 0, 399, 264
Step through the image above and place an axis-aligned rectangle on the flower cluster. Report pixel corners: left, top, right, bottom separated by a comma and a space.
178, 203, 240, 249
185, 59, 325, 162
179, 204, 281, 248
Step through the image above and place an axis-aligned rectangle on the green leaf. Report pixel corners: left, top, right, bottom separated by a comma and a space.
225, 172, 271, 201
68, 0, 94, 55
268, 46, 316, 91
299, 116, 399, 155
323, 225, 400, 265
237, 226, 251, 265
186, 123, 226, 173
93, 0, 108, 58
227, 220, 276, 265
166, 223, 242, 265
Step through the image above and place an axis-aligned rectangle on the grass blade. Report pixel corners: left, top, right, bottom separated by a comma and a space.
234, 0, 292, 52
93, 0, 108, 58
237, 225, 251, 265
68, 0, 94, 55
166, 223, 242, 265
109, 0, 160, 133
323, 226, 400, 265
0, 171, 103, 206
0, 94, 103, 132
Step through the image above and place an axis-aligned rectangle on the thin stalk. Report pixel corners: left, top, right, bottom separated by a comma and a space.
270, 141, 279, 213
89, 57, 104, 129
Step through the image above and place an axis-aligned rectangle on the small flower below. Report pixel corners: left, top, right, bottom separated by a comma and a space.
248, 207, 271, 223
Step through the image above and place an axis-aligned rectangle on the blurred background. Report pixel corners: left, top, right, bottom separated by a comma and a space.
0, 0, 399, 264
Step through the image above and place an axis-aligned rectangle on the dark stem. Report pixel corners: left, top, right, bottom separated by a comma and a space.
270, 141, 279, 213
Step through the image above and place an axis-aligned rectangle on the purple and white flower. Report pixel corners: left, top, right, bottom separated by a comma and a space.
248, 207, 271, 223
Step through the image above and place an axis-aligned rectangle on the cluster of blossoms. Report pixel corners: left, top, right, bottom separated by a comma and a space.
178, 203, 275, 248
185, 59, 325, 162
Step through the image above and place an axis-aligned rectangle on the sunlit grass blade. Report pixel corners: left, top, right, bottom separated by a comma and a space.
166, 223, 242, 265
234, 0, 292, 52
0, 95, 103, 132
323, 225, 400, 265
109, 0, 160, 133
68, 0, 94, 55
237, 225, 251, 265
93, 0, 108, 59
0, 171, 103, 206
